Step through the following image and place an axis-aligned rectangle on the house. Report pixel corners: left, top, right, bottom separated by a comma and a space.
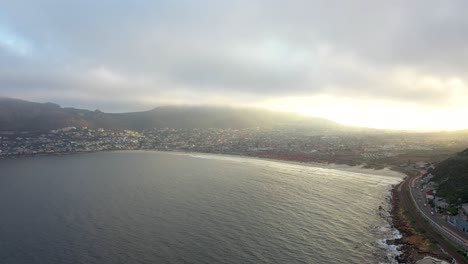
425, 190, 434, 201
415, 161, 427, 169
447, 215, 468, 232
421, 173, 434, 183
434, 197, 449, 210
463, 204, 468, 215
415, 162, 434, 170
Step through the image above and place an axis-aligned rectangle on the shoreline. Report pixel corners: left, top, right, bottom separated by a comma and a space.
388, 177, 451, 263
162, 150, 406, 178
1, 149, 406, 178
390, 182, 417, 263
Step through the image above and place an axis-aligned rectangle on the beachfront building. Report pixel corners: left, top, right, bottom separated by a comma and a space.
462, 203, 468, 215
421, 173, 434, 183
433, 197, 449, 212
447, 215, 468, 232
425, 190, 435, 201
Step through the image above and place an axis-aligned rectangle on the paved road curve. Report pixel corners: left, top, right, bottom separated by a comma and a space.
397, 173, 468, 264
410, 176, 468, 245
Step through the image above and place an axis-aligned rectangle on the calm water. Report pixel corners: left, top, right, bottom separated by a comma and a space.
0, 151, 403, 264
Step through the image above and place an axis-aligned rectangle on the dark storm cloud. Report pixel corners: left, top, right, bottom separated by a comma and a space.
0, 0, 467, 110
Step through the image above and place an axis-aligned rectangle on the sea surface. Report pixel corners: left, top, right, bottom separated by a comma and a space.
0, 151, 403, 264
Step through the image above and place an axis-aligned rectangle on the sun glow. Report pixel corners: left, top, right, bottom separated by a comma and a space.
257, 95, 468, 131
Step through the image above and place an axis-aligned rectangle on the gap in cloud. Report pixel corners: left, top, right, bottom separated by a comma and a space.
0, 25, 33, 55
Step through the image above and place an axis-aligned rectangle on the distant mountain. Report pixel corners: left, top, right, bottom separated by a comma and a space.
432, 149, 468, 204
0, 97, 340, 132
0, 97, 95, 131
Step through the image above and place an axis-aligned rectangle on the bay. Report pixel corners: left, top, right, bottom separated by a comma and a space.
0, 151, 403, 264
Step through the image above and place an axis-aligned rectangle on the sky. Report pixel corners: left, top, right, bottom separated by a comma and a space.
1, 0, 468, 131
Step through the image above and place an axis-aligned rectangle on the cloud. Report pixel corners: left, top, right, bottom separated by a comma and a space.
0, 25, 33, 56
0, 0, 468, 128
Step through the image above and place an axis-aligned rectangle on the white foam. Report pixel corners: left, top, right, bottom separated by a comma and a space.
376, 191, 403, 264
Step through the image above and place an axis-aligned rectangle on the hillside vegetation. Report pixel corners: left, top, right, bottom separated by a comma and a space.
0, 97, 339, 132
432, 149, 468, 204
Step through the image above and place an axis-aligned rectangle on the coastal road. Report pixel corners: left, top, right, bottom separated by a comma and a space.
410, 176, 468, 244
397, 173, 468, 264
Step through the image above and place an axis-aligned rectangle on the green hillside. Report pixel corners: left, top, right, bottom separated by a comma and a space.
432, 149, 468, 204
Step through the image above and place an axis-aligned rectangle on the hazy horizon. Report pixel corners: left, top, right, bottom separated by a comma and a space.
3, 95, 466, 133
2, 1, 468, 131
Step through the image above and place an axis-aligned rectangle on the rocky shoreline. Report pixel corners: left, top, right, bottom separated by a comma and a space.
388, 184, 448, 263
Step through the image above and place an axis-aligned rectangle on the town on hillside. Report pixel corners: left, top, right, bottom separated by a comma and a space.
415, 162, 468, 235
1, 126, 467, 167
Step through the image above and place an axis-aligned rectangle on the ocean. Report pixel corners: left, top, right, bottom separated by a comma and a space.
0, 151, 403, 264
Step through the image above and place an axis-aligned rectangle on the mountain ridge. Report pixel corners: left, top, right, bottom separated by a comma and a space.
0, 97, 340, 132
